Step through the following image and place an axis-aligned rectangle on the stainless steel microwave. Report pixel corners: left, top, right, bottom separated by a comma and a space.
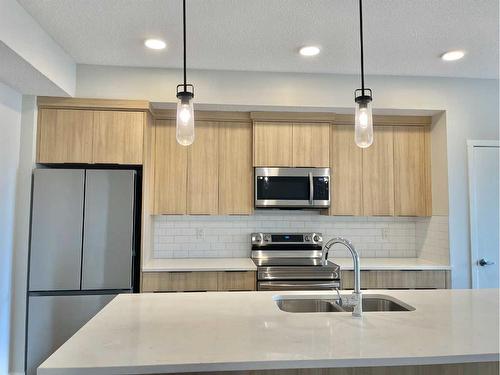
255, 167, 330, 209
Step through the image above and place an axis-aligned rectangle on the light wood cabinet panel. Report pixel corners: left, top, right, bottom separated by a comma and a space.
187, 121, 219, 214
394, 126, 430, 216
92, 111, 144, 164
219, 122, 253, 215
253, 122, 293, 166
341, 270, 449, 289
141, 272, 218, 292
37, 108, 94, 163
154, 120, 188, 214
217, 271, 256, 291
362, 126, 394, 216
330, 125, 363, 215
292, 123, 330, 167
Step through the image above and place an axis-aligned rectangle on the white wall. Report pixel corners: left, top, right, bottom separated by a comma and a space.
9, 96, 37, 375
0, 81, 22, 375
77, 65, 499, 288
0, 0, 76, 96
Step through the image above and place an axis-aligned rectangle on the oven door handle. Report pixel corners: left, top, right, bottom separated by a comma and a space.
258, 281, 340, 290
308, 172, 314, 205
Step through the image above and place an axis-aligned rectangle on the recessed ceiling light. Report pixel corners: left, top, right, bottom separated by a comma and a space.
441, 50, 465, 61
299, 46, 320, 57
144, 39, 166, 50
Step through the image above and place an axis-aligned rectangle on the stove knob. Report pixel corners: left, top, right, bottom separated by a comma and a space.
264, 234, 271, 242
313, 235, 322, 242
304, 235, 311, 241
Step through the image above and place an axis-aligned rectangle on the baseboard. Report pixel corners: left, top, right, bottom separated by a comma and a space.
9, 371, 25, 375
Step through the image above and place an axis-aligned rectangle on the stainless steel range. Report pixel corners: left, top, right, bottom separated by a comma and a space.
251, 232, 341, 291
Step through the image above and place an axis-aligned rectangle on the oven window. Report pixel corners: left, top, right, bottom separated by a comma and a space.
256, 176, 310, 200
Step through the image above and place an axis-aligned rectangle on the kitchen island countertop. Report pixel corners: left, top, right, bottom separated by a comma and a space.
39, 289, 498, 374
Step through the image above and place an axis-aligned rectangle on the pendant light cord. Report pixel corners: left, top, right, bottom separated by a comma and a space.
359, 0, 365, 93
183, 0, 187, 90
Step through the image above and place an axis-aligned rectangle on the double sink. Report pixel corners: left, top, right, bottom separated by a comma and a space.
275, 294, 415, 313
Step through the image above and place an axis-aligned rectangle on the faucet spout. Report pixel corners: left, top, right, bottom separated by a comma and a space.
323, 237, 362, 317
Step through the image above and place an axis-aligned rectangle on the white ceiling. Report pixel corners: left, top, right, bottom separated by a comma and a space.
18, 0, 499, 79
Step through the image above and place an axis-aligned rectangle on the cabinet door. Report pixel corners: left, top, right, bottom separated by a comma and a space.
253, 121, 293, 166
330, 125, 363, 215
362, 126, 394, 216
219, 122, 253, 214
187, 121, 219, 214
154, 120, 187, 214
92, 111, 144, 164
37, 108, 93, 163
292, 123, 330, 167
217, 271, 256, 291
141, 272, 218, 292
394, 126, 430, 216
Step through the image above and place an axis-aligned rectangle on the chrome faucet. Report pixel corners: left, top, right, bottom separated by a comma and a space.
323, 237, 362, 317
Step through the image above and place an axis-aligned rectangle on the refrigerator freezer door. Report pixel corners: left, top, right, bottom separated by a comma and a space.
29, 169, 85, 291
26, 294, 116, 375
82, 170, 135, 290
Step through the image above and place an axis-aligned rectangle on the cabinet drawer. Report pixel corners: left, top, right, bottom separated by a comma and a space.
217, 271, 256, 291
341, 270, 449, 289
141, 272, 218, 292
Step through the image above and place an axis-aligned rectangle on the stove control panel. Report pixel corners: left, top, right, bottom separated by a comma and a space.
251, 232, 323, 246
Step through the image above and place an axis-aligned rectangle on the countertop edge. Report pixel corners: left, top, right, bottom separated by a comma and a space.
39, 354, 500, 375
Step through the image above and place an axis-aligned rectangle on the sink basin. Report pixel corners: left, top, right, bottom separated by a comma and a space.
275, 294, 415, 313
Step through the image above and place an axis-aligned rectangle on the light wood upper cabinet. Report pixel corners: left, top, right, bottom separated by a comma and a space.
394, 126, 431, 216
292, 123, 330, 167
330, 125, 363, 215
219, 122, 253, 215
92, 111, 144, 164
37, 108, 94, 163
362, 126, 395, 216
187, 121, 219, 214
253, 122, 293, 166
154, 120, 188, 214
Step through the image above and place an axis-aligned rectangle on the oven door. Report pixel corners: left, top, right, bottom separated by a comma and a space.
258, 280, 340, 291
255, 167, 330, 208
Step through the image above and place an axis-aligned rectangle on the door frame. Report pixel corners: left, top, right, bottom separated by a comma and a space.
467, 139, 500, 288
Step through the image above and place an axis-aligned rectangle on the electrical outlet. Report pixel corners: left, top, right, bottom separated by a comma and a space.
381, 228, 389, 240
195, 228, 205, 240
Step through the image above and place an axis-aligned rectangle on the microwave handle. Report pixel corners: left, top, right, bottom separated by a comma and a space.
308, 172, 314, 205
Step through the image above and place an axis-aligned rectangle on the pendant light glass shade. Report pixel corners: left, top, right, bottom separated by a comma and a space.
354, 99, 373, 148
176, 92, 194, 146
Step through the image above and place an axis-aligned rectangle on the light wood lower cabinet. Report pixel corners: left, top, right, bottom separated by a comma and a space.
341, 270, 450, 290
217, 271, 256, 291
141, 271, 256, 292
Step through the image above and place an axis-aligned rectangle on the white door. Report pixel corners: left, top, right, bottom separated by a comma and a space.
468, 141, 499, 288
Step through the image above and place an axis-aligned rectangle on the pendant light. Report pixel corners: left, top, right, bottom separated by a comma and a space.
176, 0, 195, 146
354, 0, 373, 148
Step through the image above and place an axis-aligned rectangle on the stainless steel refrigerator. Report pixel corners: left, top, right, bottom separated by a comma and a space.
26, 169, 138, 375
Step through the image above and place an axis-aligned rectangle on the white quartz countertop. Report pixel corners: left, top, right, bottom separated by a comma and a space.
142, 257, 257, 272
334, 258, 451, 270
39, 289, 499, 375
141, 257, 449, 272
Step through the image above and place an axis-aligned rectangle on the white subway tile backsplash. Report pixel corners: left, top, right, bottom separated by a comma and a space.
151, 211, 448, 261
